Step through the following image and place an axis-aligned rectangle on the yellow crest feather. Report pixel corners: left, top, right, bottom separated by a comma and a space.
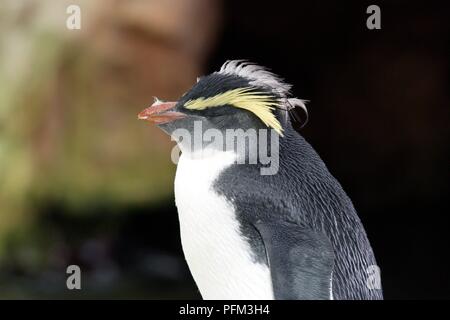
184, 87, 284, 135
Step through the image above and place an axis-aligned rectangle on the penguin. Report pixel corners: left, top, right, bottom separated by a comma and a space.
138, 60, 383, 300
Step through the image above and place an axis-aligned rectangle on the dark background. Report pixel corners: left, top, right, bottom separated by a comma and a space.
0, 0, 448, 299
207, 0, 449, 299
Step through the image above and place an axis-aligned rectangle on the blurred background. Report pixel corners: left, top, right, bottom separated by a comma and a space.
0, 0, 448, 299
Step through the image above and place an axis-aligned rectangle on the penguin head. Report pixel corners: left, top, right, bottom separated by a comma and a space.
138, 60, 307, 152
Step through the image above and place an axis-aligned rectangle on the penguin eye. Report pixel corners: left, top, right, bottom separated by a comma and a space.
201, 105, 238, 117
183, 87, 284, 135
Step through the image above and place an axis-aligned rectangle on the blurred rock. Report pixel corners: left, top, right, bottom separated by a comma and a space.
0, 0, 221, 242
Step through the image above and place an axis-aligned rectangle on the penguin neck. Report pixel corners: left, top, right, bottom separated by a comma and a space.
174, 116, 304, 172
180, 146, 237, 162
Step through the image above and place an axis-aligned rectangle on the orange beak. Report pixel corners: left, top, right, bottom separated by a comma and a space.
138, 100, 186, 124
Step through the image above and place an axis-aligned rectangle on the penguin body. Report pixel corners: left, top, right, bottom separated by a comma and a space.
138, 60, 383, 300
213, 124, 381, 300
175, 150, 274, 299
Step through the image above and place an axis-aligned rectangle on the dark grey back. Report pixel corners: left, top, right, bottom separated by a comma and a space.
213, 121, 383, 300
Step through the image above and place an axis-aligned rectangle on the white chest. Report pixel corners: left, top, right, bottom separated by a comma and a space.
174, 151, 274, 300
